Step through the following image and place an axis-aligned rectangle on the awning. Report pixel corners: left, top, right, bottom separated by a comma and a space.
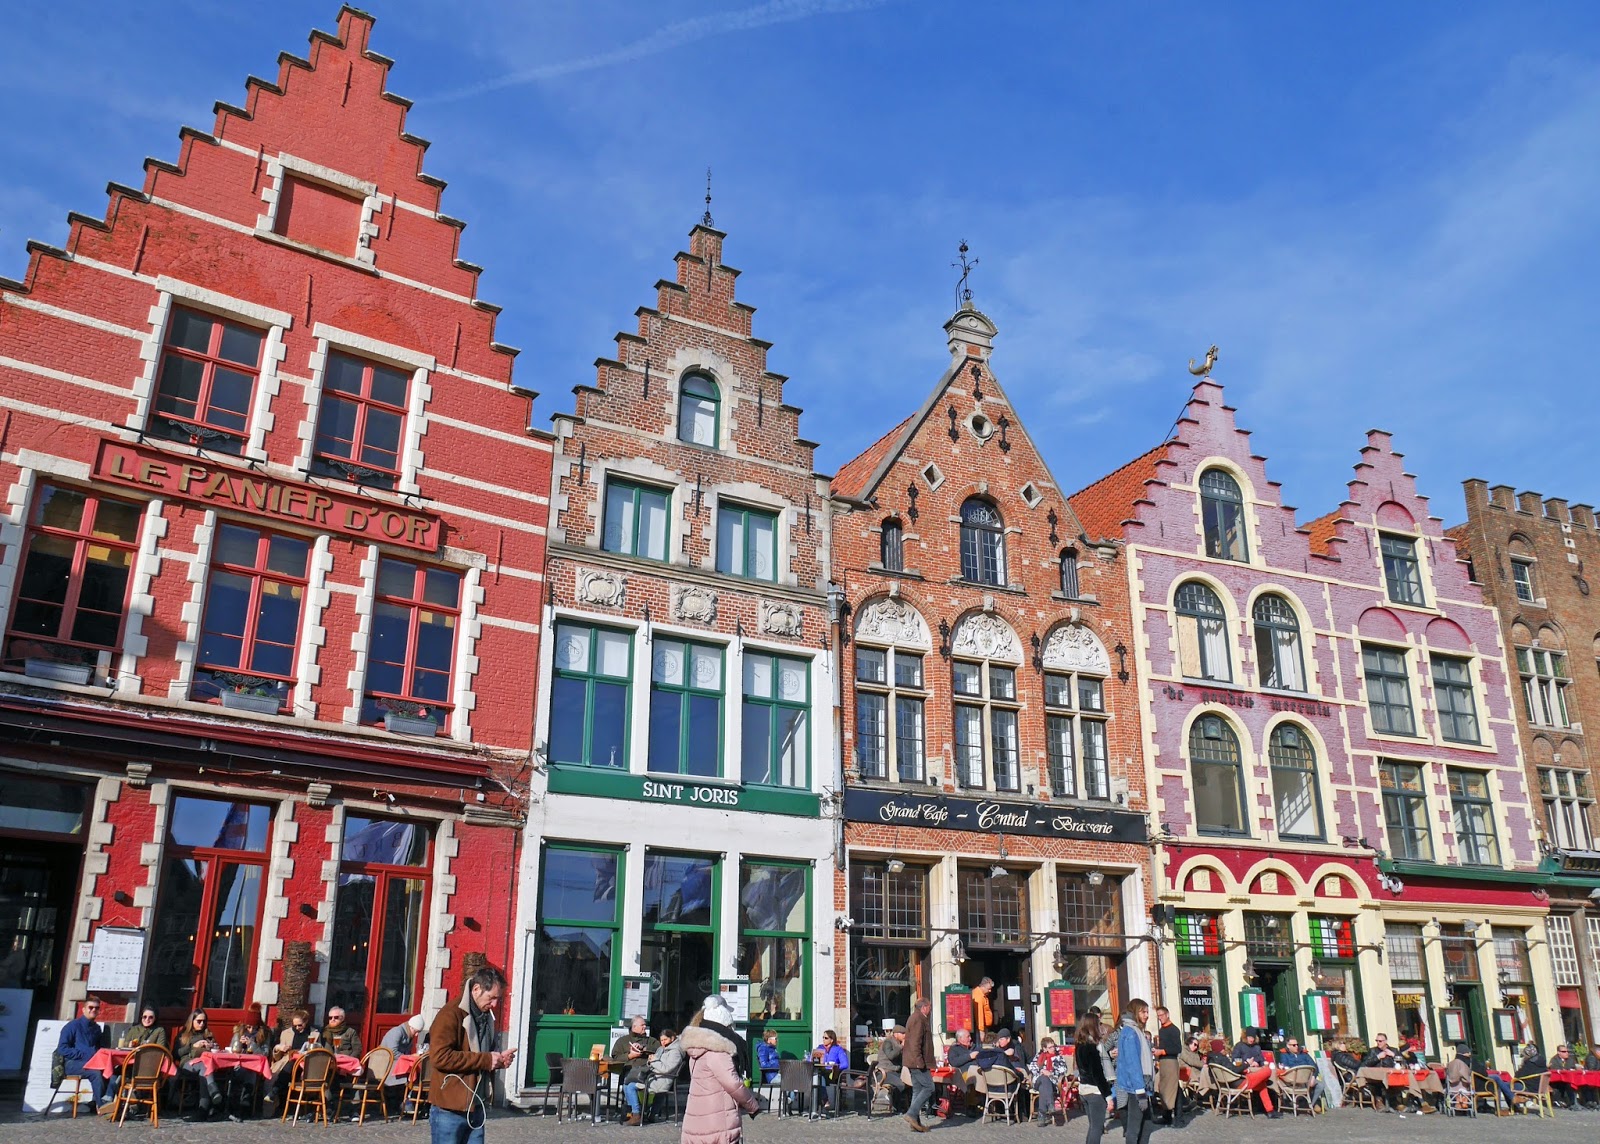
1559, 987, 1583, 1009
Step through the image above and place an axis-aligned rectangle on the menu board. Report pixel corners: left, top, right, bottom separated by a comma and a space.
85, 927, 145, 994
941, 986, 973, 1033
718, 978, 751, 1025
621, 977, 652, 1022
1045, 982, 1076, 1029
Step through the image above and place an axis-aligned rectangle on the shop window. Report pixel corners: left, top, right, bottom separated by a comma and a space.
1189, 715, 1247, 836
1380, 533, 1425, 606
1437, 925, 1480, 982
548, 622, 631, 769
1243, 913, 1292, 959
677, 374, 719, 447
1540, 767, 1594, 851
362, 558, 460, 733
326, 815, 431, 1048
311, 351, 410, 489
850, 862, 928, 943
1174, 912, 1222, 957
854, 646, 926, 783
1447, 768, 1500, 866
1199, 469, 1247, 561
1431, 656, 1480, 743
150, 306, 263, 454
1362, 644, 1416, 735
953, 661, 1019, 792
1175, 582, 1231, 683
1518, 645, 1571, 728
1384, 923, 1426, 981
1252, 594, 1305, 692
1056, 871, 1123, 950
716, 502, 778, 581
1268, 723, 1323, 841
1493, 928, 1534, 1039
534, 845, 621, 1017
1309, 915, 1356, 959
1045, 670, 1108, 800
1545, 915, 1581, 988
1174, 912, 1226, 1039
0, 773, 87, 835
144, 796, 271, 1021
880, 519, 904, 572
194, 525, 310, 710
1380, 760, 1432, 861
958, 498, 1006, 586
602, 479, 671, 562
3, 485, 142, 674
741, 652, 809, 787
958, 866, 1028, 947
739, 862, 809, 1023
648, 639, 723, 777
642, 851, 718, 1029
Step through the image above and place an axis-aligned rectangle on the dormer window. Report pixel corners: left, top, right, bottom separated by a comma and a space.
677, 374, 719, 447
1199, 468, 1247, 561
959, 498, 1005, 586
1380, 533, 1425, 606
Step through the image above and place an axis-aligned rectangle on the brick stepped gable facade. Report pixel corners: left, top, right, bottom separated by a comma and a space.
1073, 375, 1553, 1068
1450, 480, 1600, 1047
831, 301, 1152, 1051
0, 6, 550, 1058
514, 221, 837, 1087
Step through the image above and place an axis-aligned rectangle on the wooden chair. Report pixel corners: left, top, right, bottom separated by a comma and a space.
1276, 1065, 1318, 1116
46, 1070, 96, 1119
281, 1048, 336, 1125
1512, 1073, 1554, 1118
556, 1058, 601, 1123
115, 1045, 174, 1126
979, 1067, 1020, 1124
1208, 1063, 1256, 1118
337, 1046, 394, 1124
403, 1052, 432, 1121
1335, 1063, 1377, 1111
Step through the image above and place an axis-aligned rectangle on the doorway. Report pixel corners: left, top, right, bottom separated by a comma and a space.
0, 840, 82, 1077
1449, 983, 1493, 1064
962, 952, 1034, 1050
1249, 963, 1303, 1049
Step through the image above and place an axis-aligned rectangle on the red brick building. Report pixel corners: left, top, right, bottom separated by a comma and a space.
830, 301, 1152, 1056
0, 8, 549, 1067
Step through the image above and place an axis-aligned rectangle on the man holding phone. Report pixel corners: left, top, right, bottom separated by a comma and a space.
430, 965, 516, 1144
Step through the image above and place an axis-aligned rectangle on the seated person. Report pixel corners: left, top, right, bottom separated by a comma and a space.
56, 997, 108, 1109
1228, 1029, 1279, 1118
610, 1017, 653, 1088
1027, 1035, 1072, 1126
755, 1028, 782, 1084
622, 1028, 682, 1125
809, 1029, 850, 1114
946, 1028, 976, 1072
269, 1009, 316, 1104
121, 1005, 169, 1049
321, 1007, 362, 1056
1273, 1037, 1320, 1108
1548, 1044, 1578, 1108
1514, 1041, 1546, 1097
230, 1003, 272, 1053
380, 1015, 427, 1116
172, 1010, 224, 1120
1328, 1039, 1361, 1077
1455, 1043, 1513, 1111
974, 1027, 1028, 1079
877, 1025, 908, 1110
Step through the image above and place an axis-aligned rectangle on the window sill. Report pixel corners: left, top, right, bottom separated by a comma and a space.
1382, 599, 1440, 618
1050, 592, 1098, 605
1196, 827, 1252, 840
947, 578, 1026, 594
254, 226, 378, 276
867, 565, 925, 581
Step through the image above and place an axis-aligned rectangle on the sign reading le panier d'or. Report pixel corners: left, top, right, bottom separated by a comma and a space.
842, 788, 1147, 844
93, 439, 441, 552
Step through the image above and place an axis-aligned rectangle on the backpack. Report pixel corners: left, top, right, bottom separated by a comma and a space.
51, 1050, 66, 1088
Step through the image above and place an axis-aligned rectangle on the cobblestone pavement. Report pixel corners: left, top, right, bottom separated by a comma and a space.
6, 1103, 1596, 1143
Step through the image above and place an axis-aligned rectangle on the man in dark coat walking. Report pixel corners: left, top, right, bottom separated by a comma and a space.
902, 997, 936, 1133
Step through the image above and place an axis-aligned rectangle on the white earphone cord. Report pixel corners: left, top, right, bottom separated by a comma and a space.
440, 1071, 489, 1130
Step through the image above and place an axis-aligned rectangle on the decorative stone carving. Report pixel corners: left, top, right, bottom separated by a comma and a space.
673, 585, 717, 625
854, 598, 931, 649
760, 600, 803, 638
575, 568, 626, 609
1040, 623, 1110, 674
951, 612, 1021, 663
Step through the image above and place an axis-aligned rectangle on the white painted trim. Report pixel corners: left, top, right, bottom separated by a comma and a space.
155, 276, 295, 329
293, 535, 334, 717
169, 509, 218, 700
342, 543, 381, 726
117, 497, 169, 685
1, 294, 148, 340
309, 323, 436, 371
451, 566, 484, 743
428, 413, 551, 450
0, 354, 139, 398
476, 614, 540, 634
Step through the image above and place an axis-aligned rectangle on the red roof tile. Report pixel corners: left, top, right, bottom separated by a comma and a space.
832, 414, 915, 501
1067, 443, 1166, 541
1303, 509, 1344, 557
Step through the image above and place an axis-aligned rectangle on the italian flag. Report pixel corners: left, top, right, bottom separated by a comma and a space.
1239, 988, 1268, 1030
1304, 991, 1334, 1033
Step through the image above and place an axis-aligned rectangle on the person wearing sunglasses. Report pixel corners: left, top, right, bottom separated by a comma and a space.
56, 996, 109, 1109
173, 1010, 225, 1120
121, 1006, 169, 1049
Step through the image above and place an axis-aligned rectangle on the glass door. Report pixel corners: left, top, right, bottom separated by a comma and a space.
640, 851, 718, 1031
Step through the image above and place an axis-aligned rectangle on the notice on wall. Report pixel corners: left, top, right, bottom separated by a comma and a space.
22, 1020, 68, 1113
621, 977, 652, 1023
718, 978, 751, 1024
1005, 985, 1021, 1001
85, 927, 145, 994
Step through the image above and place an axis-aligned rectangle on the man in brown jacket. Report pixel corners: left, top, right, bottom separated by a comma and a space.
902, 997, 936, 1133
428, 966, 516, 1144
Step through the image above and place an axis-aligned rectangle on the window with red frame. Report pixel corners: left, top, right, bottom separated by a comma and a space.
362, 557, 461, 732
150, 307, 264, 455
195, 524, 310, 708
311, 351, 410, 489
3, 485, 143, 672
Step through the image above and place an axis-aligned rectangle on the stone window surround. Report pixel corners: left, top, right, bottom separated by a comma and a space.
253, 152, 383, 270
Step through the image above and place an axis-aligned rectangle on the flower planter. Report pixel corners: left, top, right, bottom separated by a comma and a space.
220, 689, 282, 715
24, 658, 94, 685
384, 712, 439, 737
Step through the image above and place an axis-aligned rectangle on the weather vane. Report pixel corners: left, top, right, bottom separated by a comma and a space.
701, 167, 714, 227
953, 241, 978, 307
1187, 344, 1219, 377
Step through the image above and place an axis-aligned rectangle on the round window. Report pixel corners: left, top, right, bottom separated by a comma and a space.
969, 413, 993, 440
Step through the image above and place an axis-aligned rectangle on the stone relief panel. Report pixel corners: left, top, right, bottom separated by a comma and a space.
760, 600, 803, 638
1041, 623, 1110, 674
673, 584, 718, 625
574, 567, 626, 609
951, 612, 1021, 663
854, 597, 931, 649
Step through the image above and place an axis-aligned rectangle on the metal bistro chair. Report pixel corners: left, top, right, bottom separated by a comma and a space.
403, 1052, 432, 1121
338, 1046, 394, 1124
751, 1060, 785, 1115
529, 1052, 564, 1115
1336, 1063, 1378, 1111
556, 1058, 602, 1123
1512, 1072, 1554, 1119
777, 1059, 814, 1117
281, 1047, 337, 1125
1276, 1065, 1318, 1117
979, 1067, 1021, 1124
115, 1044, 175, 1126
1443, 1066, 1477, 1118
1208, 1063, 1256, 1118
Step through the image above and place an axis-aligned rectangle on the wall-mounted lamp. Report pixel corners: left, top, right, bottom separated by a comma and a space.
1087, 870, 1105, 888
952, 937, 968, 965
886, 858, 906, 875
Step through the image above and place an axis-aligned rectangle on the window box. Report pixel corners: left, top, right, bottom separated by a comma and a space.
23, 657, 94, 685
220, 688, 282, 715
384, 711, 439, 737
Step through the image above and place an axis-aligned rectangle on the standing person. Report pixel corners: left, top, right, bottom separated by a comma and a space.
56, 996, 107, 1109
902, 996, 936, 1134
1073, 1012, 1113, 1144
1153, 1005, 1183, 1124
971, 978, 995, 1042
1114, 999, 1156, 1144
428, 965, 516, 1144
680, 994, 760, 1144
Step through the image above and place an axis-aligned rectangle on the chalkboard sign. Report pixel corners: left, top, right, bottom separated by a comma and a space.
941, 985, 973, 1033
85, 927, 145, 993
1045, 981, 1076, 1029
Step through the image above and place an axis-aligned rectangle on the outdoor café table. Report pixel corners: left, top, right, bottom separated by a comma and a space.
289, 1051, 364, 1076
1549, 1069, 1600, 1088
391, 1053, 420, 1078
1388, 1068, 1444, 1096
201, 1052, 271, 1117
929, 1067, 956, 1117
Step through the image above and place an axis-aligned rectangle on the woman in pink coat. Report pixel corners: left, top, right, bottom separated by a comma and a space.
680, 994, 760, 1144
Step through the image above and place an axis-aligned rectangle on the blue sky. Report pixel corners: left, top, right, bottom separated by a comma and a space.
3, 1, 1598, 523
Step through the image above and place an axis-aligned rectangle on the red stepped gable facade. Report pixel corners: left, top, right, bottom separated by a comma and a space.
831, 302, 1152, 1057
0, 7, 549, 1066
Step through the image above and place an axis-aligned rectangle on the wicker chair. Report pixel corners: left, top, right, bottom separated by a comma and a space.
281, 1048, 336, 1124
402, 1052, 432, 1121
115, 1045, 175, 1126
1512, 1073, 1554, 1118
1208, 1063, 1256, 1117
979, 1067, 1021, 1124
777, 1059, 814, 1117
1275, 1065, 1318, 1116
556, 1058, 602, 1123
1336, 1063, 1377, 1111
527, 1052, 564, 1115
337, 1046, 394, 1123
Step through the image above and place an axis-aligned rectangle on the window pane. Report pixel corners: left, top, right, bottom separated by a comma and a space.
684, 693, 720, 777
542, 848, 619, 923
856, 647, 886, 684
894, 698, 924, 782
745, 654, 773, 698
370, 364, 410, 407
168, 308, 214, 353
740, 864, 807, 933
952, 662, 981, 696
856, 692, 886, 778
742, 937, 804, 1021
638, 488, 669, 560
648, 691, 683, 773
989, 666, 1016, 700
716, 507, 742, 574
595, 630, 630, 677
145, 857, 207, 1009
341, 816, 427, 866
534, 925, 612, 1015
643, 853, 714, 928
202, 864, 260, 1008
954, 706, 984, 787
1078, 678, 1104, 712
1082, 720, 1109, 799
1045, 673, 1071, 707
603, 484, 634, 553
590, 680, 629, 768
748, 512, 776, 580
169, 796, 270, 850
991, 709, 1019, 791
742, 703, 773, 784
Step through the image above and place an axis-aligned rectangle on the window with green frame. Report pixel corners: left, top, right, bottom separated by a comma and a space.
742, 652, 809, 787
738, 861, 809, 1023
533, 844, 622, 1016
716, 502, 778, 582
548, 622, 631, 768
641, 851, 718, 1031
649, 638, 724, 777
603, 479, 671, 561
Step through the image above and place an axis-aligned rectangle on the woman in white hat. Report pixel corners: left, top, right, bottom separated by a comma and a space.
679, 995, 760, 1144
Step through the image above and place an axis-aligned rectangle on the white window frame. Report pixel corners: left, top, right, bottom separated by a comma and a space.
952, 660, 1021, 793
1518, 646, 1571, 728
254, 152, 383, 269
854, 644, 927, 784
1541, 766, 1594, 851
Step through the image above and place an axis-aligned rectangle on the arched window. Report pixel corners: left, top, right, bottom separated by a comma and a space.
1175, 582, 1231, 682
880, 519, 904, 573
1058, 548, 1080, 598
1190, 715, 1247, 836
677, 374, 719, 447
959, 498, 1006, 586
1268, 723, 1323, 840
1199, 468, 1247, 561
1252, 594, 1305, 691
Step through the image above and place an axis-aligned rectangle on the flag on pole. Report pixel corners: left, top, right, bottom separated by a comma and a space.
213, 802, 252, 849
1303, 991, 1334, 1033
1239, 987, 1268, 1030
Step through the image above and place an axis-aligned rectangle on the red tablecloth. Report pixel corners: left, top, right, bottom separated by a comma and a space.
392, 1053, 421, 1078
1550, 1069, 1600, 1088
200, 1051, 272, 1078
287, 1051, 363, 1077
929, 1067, 954, 1081
84, 1048, 176, 1080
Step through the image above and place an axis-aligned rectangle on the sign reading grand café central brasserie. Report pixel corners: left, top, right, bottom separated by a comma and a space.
843, 788, 1147, 843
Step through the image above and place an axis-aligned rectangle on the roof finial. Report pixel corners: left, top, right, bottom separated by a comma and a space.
953, 240, 978, 308
701, 167, 714, 227
1187, 344, 1219, 377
